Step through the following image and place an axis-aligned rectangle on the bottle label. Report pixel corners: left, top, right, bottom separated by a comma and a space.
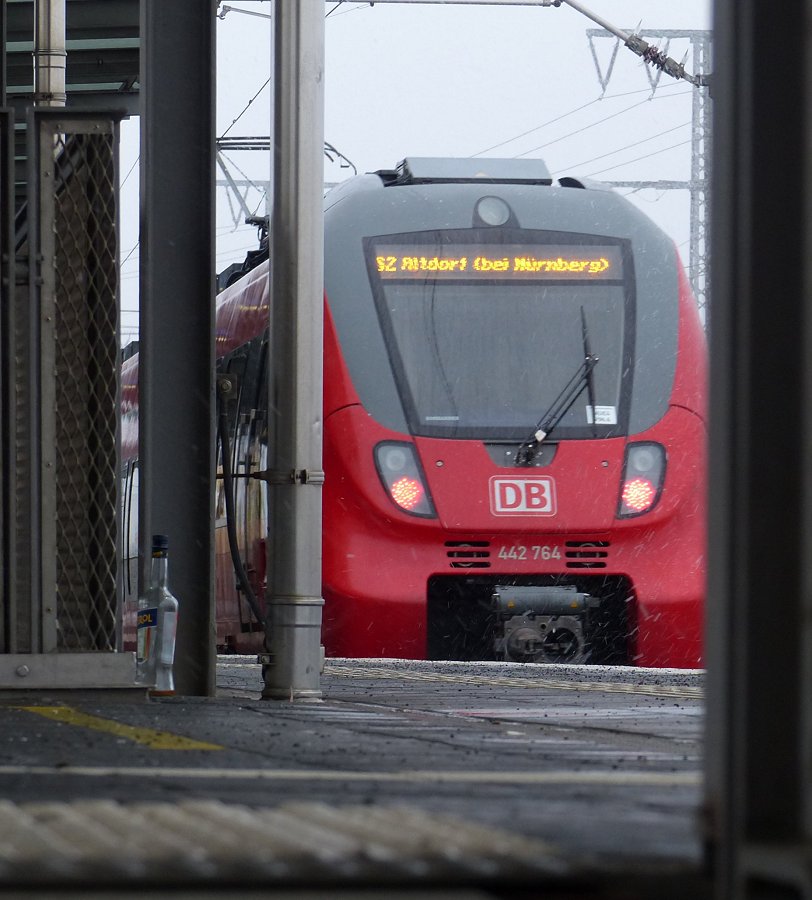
158, 610, 178, 666
137, 607, 158, 663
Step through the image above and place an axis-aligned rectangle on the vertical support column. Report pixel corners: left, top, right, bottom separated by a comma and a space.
689, 35, 711, 321
0, 2, 7, 107
33, 112, 59, 654
263, 0, 325, 701
33, 0, 66, 108
0, 109, 12, 652
140, 1, 217, 696
706, 0, 811, 895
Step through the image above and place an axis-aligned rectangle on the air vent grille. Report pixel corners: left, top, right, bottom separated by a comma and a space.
445, 541, 491, 569
565, 540, 610, 569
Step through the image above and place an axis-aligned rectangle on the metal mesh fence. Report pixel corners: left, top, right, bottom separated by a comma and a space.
50, 129, 119, 650
32, 115, 121, 653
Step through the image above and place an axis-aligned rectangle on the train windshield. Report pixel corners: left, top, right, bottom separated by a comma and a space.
366, 231, 633, 440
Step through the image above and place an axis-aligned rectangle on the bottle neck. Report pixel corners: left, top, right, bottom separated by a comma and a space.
150, 553, 169, 589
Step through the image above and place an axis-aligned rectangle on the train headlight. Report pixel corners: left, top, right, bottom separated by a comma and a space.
475, 196, 511, 227
617, 442, 666, 518
374, 441, 437, 518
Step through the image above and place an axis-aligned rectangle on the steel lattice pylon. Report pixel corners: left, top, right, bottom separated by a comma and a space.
587, 29, 712, 322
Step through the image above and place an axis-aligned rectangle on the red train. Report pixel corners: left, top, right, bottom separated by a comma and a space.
122, 157, 706, 667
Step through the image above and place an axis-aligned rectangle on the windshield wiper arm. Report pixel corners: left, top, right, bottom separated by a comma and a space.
516, 308, 599, 466
582, 306, 599, 438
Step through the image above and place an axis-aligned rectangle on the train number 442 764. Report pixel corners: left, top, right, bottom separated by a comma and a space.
497, 545, 562, 561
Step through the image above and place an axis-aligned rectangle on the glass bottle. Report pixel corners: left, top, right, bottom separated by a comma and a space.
135, 534, 179, 695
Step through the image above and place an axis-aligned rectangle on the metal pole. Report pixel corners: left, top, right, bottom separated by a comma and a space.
706, 0, 809, 893
140, 0, 217, 696
0, 108, 12, 652
263, 0, 325, 701
560, 0, 633, 42
33, 0, 66, 107
0, 2, 7, 107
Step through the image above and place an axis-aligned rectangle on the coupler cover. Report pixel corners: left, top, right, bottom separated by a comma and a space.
492, 585, 595, 664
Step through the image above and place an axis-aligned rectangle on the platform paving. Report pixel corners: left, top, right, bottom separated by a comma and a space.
0, 657, 710, 897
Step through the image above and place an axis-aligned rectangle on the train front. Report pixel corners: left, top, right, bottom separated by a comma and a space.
321, 158, 706, 668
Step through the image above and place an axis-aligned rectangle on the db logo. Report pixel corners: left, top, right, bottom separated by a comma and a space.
489, 476, 557, 516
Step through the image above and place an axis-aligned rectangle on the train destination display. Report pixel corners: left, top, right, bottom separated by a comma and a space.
373, 243, 623, 280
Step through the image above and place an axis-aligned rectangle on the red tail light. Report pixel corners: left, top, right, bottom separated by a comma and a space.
621, 478, 657, 513
391, 476, 424, 511
374, 442, 436, 518
617, 443, 666, 518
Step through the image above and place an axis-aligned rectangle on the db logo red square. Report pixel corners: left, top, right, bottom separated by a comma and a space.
489, 476, 557, 516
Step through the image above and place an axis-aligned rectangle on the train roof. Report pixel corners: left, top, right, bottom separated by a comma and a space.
323, 157, 617, 210
380, 157, 554, 185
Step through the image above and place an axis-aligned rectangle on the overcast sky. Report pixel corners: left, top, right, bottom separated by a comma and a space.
119, 0, 713, 344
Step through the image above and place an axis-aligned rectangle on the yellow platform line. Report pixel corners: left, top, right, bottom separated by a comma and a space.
16, 706, 222, 751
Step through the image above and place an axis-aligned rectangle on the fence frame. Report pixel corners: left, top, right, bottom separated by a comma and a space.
0, 107, 135, 690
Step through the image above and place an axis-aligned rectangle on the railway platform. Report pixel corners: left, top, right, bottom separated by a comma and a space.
0, 657, 709, 898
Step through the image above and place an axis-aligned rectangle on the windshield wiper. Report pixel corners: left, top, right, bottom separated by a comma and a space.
581, 306, 599, 439
515, 307, 599, 466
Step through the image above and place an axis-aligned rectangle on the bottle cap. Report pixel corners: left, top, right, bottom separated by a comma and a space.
152, 534, 169, 551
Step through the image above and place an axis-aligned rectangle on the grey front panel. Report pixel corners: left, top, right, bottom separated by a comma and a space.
324, 177, 679, 438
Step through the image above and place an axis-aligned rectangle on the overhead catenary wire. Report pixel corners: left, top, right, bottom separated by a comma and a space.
586, 138, 692, 178
566, 119, 691, 171
215, 7, 272, 143
121, 243, 139, 267
477, 91, 692, 166
121, 253, 250, 279
211, 0, 703, 282
326, 2, 372, 18
120, 233, 265, 275
514, 94, 678, 158
219, 77, 271, 140
219, 3, 368, 22
472, 99, 598, 158
121, 154, 139, 188
470, 81, 687, 158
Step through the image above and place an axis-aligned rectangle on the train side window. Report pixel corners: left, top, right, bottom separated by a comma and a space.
220, 350, 248, 441
246, 336, 268, 466
254, 335, 269, 445
227, 335, 266, 488
121, 459, 139, 603
240, 334, 265, 420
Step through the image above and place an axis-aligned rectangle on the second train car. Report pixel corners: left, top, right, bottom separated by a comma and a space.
122, 157, 707, 667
